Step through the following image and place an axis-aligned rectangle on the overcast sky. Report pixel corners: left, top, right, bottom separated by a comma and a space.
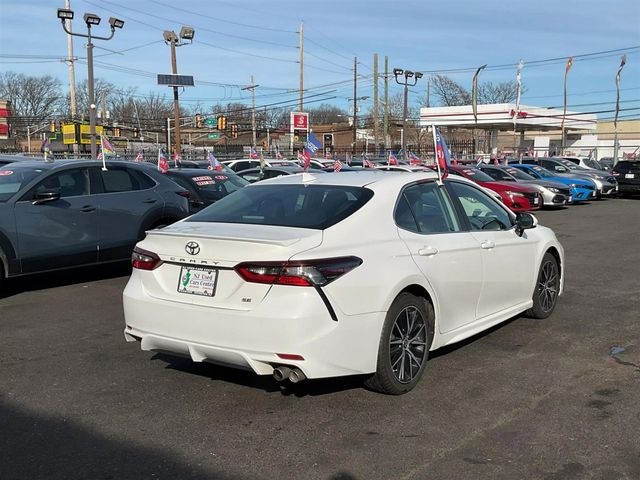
1, 0, 639, 118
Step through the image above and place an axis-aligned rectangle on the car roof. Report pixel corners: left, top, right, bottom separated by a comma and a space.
255, 169, 439, 188
166, 168, 237, 177
1, 159, 151, 170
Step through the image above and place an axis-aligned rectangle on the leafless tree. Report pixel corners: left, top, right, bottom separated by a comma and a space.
427, 74, 521, 106
0, 72, 63, 121
307, 104, 347, 124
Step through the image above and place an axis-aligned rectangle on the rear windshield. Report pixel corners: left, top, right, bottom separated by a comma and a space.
188, 173, 248, 194
187, 184, 374, 229
0, 166, 46, 202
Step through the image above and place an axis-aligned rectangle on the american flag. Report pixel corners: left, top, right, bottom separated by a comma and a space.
249, 147, 258, 159
135, 149, 144, 162
388, 152, 399, 166
172, 152, 181, 168
158, 149, 169, 173
207, 151, 223, 171
333, 159, 343, 172
408, 151, 422, 165
363, 153, 375, 169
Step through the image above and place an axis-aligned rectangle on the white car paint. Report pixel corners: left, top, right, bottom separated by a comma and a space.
123, 170, 564, 381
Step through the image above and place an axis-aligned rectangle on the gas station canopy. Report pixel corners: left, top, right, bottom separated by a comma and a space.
420, 103, 597, 132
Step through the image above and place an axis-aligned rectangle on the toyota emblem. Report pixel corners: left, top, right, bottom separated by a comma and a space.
185, 241, 200, 255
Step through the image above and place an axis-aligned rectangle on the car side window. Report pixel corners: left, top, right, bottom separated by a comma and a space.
31, 168, 90, 198
239, 171, 263, 183
100, 167, 149, 193
448, 181, 514, 231
395, 182, 461, 234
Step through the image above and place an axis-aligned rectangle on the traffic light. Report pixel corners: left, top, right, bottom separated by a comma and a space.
133, 127, 140, 138
195, 114, 203, 128
113, 127, 121, 137
50, 121, 56, 133
230, 123, 238, 139
217, 115, 227, 131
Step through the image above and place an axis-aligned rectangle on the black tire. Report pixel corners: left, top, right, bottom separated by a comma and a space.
526, 252, 560, 319
364, 293, 434, 395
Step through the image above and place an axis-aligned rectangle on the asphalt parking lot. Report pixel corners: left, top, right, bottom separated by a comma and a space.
1, 197, 639, 480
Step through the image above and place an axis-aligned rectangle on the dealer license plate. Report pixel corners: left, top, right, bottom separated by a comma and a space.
625, 173, 634, 179
177, 266, 218, 297
533, 197, 539, 205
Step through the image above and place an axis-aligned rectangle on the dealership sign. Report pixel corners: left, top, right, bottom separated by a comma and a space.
290, 112, 309, 133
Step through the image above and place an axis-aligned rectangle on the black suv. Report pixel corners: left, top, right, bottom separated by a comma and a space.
612, 161, 640, 197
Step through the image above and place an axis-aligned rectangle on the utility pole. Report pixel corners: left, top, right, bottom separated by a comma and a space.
373, 53, 379, 154
242, 76, 258, 149
64, 0, 78, 155
384, 56, 389, 150
352, 56, 357, 154
426, 76, 431, 108
299, 22, 304, 111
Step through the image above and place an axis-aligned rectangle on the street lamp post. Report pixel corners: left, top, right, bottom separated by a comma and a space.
163, 26, 195, 159
57, 8, 124, 159
393, 68, 422, 163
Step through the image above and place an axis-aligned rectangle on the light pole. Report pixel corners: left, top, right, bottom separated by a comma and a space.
163, 26, 195, 159
393, 68, 422, 163
348, 95, 369, 154
57, 8, 124, 159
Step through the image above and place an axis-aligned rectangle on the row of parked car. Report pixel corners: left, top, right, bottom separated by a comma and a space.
0, 152, 636, 287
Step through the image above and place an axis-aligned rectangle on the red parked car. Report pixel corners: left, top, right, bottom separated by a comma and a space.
449, 165, 542, 212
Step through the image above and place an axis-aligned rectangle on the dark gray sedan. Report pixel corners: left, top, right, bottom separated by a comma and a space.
0, 160, 189, 283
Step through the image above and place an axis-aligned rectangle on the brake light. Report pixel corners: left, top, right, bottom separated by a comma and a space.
176, 190, 190, 198
612, 171, 620, 176
131, 247, 163, 270
234, 256, 363, 287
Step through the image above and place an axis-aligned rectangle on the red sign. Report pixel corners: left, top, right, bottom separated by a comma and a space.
290, 112, 308, 132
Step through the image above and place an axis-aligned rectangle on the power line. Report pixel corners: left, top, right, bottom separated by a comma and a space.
97, 0, 298, 49
147, 0, 297, 34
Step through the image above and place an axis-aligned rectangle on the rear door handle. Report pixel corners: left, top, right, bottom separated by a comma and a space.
80, 205, 96, 213
418, 246, 439, 256
143, 198, 157, 204
481, 240, 495, 250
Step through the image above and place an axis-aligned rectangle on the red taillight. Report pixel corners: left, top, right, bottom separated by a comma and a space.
234, 256, 362, 287
176, 190, 190, 198
131, 247, 162, 271
612, 171, 620, 176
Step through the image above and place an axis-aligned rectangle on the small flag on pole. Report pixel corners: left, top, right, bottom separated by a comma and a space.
408, 151, 422, 165
172, 152, 181, 168
333, 159, 343, 172
158, 149, 169, 173
135, 149, 144, 162
207, 151, 223, 171
249, 147, 258, 159
614, 54, 627, 129
274, 145, 283, 160
99, 134, 115, 170
259, 152, 266, 172
363, 152, 374, 168
472, 64, 487, 124
388, 152, 398, 166
431, 126, 451, 181
42, 137, 53, 163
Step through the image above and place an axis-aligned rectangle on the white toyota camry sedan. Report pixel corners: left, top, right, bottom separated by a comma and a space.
123, 170, 564, 394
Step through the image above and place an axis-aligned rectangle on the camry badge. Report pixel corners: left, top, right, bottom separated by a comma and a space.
185, 241, 200, 255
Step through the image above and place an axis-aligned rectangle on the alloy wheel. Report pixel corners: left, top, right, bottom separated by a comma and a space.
538, 260, 559, 313
389, 306, 427, 384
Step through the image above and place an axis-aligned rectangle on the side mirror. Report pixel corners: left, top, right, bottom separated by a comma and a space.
32, 191, 60, 205
515, 212, 538, 236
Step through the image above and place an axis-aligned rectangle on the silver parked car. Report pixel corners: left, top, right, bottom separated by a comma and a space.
0, 160, 189, 284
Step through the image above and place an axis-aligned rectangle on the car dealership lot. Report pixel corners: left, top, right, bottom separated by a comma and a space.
1, 199, 639, 480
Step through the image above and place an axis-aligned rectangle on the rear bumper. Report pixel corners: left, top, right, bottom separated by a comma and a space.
617, 182, 640, 193
123, 275, 385, 379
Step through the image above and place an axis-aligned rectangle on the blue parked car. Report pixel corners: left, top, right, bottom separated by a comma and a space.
509, 164, 596, 202
0, 160, 190, 283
